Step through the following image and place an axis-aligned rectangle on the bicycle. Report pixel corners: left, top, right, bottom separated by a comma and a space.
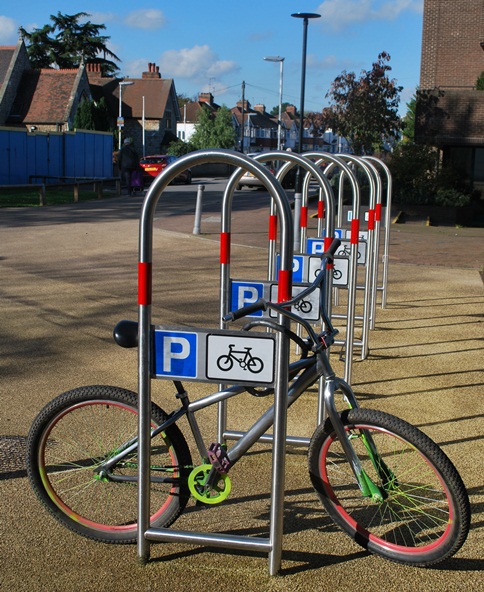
26, 240, 470, 567
216, 344, 264, 373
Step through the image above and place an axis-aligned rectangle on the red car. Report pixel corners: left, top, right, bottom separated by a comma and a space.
139, 155, 192, 185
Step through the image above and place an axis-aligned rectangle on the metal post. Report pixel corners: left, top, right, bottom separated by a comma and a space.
264, 56, 285, 151
192, 184, 205, 235
291, 12, 321, 251
118, 80, 134, 150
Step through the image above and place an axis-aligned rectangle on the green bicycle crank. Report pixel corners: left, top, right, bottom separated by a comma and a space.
188, 464, 232, 505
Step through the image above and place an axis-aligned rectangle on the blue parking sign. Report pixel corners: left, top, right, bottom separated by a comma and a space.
153, 330, 198, 378
231, 281, 264, 316
276, 255, 304, 282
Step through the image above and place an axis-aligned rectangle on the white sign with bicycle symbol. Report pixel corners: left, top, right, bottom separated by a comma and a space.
152, 326, 275, 386
231, 279, 321, 321
307, 236, 367, 266
206, 334, 274, 384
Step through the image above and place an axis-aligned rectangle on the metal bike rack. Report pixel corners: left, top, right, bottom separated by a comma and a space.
136, 148, 295, 575
364, 156, 392, 309
302, 153, 362, 382
219, 151, 337, 435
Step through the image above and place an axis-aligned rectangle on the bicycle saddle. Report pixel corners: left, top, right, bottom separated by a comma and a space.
113, 320, 138, 348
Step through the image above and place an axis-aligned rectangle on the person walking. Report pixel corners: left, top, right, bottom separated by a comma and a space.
118, 138, 139, 196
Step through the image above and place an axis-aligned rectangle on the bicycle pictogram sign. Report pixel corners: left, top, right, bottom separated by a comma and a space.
216, 344, 264, 374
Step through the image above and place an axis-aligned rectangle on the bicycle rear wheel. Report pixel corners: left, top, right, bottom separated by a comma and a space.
308, 408, 470, 566
27, 385, 192, 543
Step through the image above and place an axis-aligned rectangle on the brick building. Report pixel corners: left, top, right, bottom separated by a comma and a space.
416, 0, 484, 191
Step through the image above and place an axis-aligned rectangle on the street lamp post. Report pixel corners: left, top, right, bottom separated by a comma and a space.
118, 80, 134, 150
291, 12, 321, 250
263, 56, 285, 151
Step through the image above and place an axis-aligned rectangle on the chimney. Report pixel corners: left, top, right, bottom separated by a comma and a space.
236, 99, 250, 110
198, 92, 214, 105
142, 62, 162, 79
85, 62, 102, 75
254, 104, 265, 114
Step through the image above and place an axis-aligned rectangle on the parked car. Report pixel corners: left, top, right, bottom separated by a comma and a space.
236, 154, 295, 190
139, 155, 192, 185
237, 154, 275, 190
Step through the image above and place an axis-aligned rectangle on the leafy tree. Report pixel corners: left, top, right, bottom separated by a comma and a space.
401, 93, 417, 143
167, 140, 195, 157
20, 11, 120, 75
177, 93, 196, 110
270, 102, 293, 117
190, 105, 236, 150
73, 98, 95, 130
323, 52, 402, 154
74, 97, 110, 131
476, 72, 484, 90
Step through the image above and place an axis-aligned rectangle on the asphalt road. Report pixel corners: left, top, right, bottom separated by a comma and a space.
1, 183, 483, 592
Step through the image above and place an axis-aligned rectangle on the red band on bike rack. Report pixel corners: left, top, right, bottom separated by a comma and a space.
350, 219, 360, 244
268, 215, 277, 240
220, 232, 231, 264
368, 209, 375, 231
138, 262, 152, 305
277, 269, 292, 303
300, 206, 308, 228
318, 200, 324, 219
375, 203, 382, 222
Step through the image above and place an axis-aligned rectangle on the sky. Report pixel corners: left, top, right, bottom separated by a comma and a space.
0, 1, 423, 116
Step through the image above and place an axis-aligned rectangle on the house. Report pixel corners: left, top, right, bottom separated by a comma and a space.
415, 0, 484, 191
231, 100, 281, 152
0, 38, 91, 132
88, 62, 180, 156
177, 92, 221, 143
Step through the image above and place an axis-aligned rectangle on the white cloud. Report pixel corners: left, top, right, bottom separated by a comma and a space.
124, 9, 166, 30
316, 0, 422, 31
158, 45, 239, 80
0, 16, 17, 44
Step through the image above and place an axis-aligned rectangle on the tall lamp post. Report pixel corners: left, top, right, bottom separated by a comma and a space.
291, 12, 321, 250
118, 80, 134, 150
263, 56, 285, 151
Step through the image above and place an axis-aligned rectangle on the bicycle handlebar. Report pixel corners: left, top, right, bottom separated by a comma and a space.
223, 238, 341, 330
223, 298, 267, 322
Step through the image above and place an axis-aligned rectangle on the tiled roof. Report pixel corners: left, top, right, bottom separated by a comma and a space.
231, 105, 278, 129
0, 46, 15, 87
8, 69, 80, 124
89, 74, 176, 120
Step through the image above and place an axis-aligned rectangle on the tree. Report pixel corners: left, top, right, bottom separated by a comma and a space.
73, 98, 95, 130
401, 92, 417, 143
20, 11, 120, 75
190, 105, 236, 150
323, 52, 402, 154
270, 102, 293, 117
74, 97, 110, 131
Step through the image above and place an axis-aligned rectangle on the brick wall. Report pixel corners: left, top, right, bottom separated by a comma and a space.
418, 0, 484, 146
420, 0, 484, 90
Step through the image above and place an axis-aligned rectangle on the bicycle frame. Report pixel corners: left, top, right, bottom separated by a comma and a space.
98, 348, 373, 496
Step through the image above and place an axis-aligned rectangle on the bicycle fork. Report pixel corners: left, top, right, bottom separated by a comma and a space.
323, 376, 387, 502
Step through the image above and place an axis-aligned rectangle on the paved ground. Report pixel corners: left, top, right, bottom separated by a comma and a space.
1, 183, 483, 592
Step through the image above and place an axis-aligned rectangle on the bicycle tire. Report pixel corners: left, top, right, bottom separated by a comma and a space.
247, 356, 264, 374
217, 355, 233, 372
27, 385, 192, 544
308, 408, 470, 566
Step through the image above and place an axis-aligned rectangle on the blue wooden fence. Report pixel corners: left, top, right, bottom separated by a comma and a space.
0, 128, 113, 184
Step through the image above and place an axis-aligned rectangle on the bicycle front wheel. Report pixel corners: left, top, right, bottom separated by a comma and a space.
308, 408, 470, 566
27, 385, 192, 543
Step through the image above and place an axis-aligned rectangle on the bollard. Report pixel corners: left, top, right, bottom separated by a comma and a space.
193, 184, 205, 235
